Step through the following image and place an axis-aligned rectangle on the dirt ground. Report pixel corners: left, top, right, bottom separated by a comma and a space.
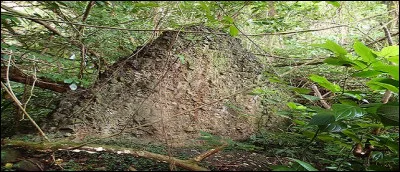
1, 146, 291, 171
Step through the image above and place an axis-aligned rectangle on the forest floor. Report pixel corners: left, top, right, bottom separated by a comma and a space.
2, 145, 296, 171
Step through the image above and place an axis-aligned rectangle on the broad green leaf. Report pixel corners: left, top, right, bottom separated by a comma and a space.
342, 129, 361, 143
332, 104, 365, 120
268, 77, 284, 83
367, 81, 399, 93
301, 94, 321, 101
309, 74, 341, 92
287, 102, 297, 109
354, 41, 376, 63
324, 121, 346, 132
287, 102, 307, 110
374, 45, 399, 58
351, 70, 382, 78
375, 136, 399, 153
387, 56, 399, 64
351, 60, 368, 70
302, 130, 316, 139
317, 134, 335, 141
326, 1, 340, 8
323, 57, 352, 66
315, 40, 347, 56
229, 25, 239, 37
293, 119, 306, 126
372, 64, 399, 81
288, 158, 318, 171
338, 99, 358, 106
292, 87, 311, 94
309, 113, 335, 125
377, 104, 399, 126
223, 16, 234, 24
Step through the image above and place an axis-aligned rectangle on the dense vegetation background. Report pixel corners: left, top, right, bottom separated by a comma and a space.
1, 1, 399, 171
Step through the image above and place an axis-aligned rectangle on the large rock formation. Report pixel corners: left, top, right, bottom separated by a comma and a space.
46, 26, 281, 146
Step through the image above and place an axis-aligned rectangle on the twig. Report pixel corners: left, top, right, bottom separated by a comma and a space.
1, 10, 359, 37
193, 143, 228, 162
381, 23, 394, 104
1, 82, 50, 142
78, 1, 95, 33
21, 57, 38, 120
311, 84, 331, 109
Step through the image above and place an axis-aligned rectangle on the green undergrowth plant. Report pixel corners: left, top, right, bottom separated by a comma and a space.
279, 40, 399, 171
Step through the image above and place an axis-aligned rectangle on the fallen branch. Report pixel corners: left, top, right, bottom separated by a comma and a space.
193, 143, 228, 162
311, 84, 331, 109
1, 66, 71, 93
3, 139, 210, 171
380, 23, 394, 104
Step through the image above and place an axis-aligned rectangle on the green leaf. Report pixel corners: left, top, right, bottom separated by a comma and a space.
314, 40, 347, 56
354, 41, 376, 63
324, 121, 346, 132
317, 134, 335, 141
387, 56, 399, 64
291, 87, 311, 94
367, 80, 399, 93
351, 70, 382, 78
309, 74, 341, 92
229, 25, 239, 37
338, 99, 358, 106
351, 60, 368, 70
356, 122, 383, 128
375, 136, 399, 153
342, 129, 361, 142
301, 94, 321, 101
177, 54, 185, 64
287, 102, 297, 109
63, 78, 74, 84
288, 158, 318, 171
332, 104, 365, 120
374, 45, 399, 58
377, 104, 399, 126
326, 1, 340, 8
223, 16, 234, 24
287, 102, 307, 110
309, 113, 335, 125
323, 57, 353, 66
372, 64, 399, 81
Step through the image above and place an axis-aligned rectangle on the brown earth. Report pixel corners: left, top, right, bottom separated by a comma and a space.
44, 25, 288, 147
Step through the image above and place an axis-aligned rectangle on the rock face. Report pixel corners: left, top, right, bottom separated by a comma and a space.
47, 26, 273, 146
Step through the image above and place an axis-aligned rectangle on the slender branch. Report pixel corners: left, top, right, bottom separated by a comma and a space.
193, 143, 228, 162
381, 23, 394, 104
311, 84, 331, 109
78, 1, 95, 33
366, 32, 399, 47
21, 60, 37, 120
2, 10, 358, 37
1, 82, 50, 142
